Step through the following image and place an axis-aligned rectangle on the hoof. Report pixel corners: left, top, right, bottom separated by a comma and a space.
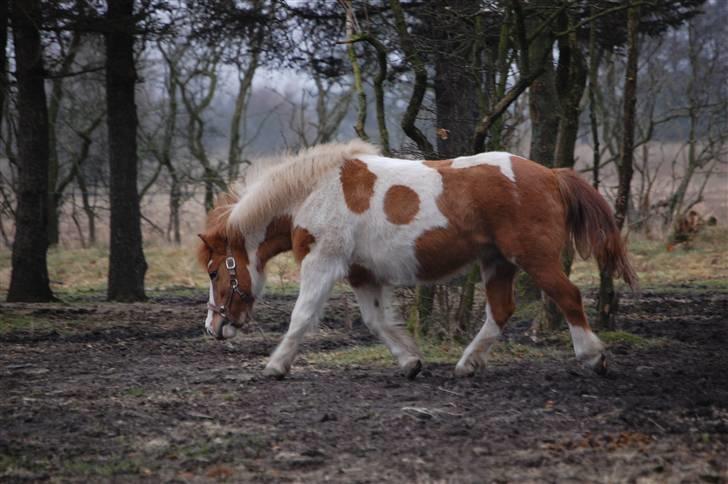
581, 352, 608, 376
454, 361, 476, 378
455, 353, 488, 378
591, 353, 608, 376
262, 364, 288, 380
402, 358, 423, 380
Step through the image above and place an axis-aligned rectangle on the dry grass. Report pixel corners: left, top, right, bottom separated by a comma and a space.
571, 226, 728, 289
303, 339, 556, 368
0, 227, 725, 297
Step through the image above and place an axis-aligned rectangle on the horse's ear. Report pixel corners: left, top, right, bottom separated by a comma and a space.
198, 233, 213, 250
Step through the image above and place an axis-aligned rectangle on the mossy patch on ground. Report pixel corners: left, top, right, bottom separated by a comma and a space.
305, 338, 558, 369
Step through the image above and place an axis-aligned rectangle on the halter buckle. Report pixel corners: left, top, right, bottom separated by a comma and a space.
225, 256, 236, 270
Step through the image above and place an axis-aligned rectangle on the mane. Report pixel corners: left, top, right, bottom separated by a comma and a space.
196, 192, 239, 268
226, 139, 379, 236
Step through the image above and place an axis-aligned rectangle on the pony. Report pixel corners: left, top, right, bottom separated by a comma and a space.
196, 140, 637, 379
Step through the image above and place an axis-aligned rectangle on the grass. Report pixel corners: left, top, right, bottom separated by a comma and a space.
125, 387, 146, 398
0, 314, 55, 334
571, 226, 728, 290
0, 227, 725, 298
0, 244, 299, 298
305, 339, 558, 368
305, 326, 669, 369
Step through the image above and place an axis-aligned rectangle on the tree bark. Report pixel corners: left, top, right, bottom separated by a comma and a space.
587, 4, 602, 189
430, 1, 482, 336
522, 13, 559, 331
614, 6, 639, 231
527, 37, 558, 166
433, 16, 480, 159
0, 0, 8, 135
596, 4, 640, 329
7, 0, 55, 302
76, 168, 96, 245
105, 0, 147, 301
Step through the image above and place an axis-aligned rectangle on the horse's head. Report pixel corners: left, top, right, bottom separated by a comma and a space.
196, 192, 265, 339
197, 230, 258, 339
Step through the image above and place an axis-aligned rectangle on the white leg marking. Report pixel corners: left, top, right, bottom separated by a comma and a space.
568, 324, 605, 367
354, 284, 422, 373
455, 305, 502, 376
264, 255, 345, 377
455, 265, 501, 376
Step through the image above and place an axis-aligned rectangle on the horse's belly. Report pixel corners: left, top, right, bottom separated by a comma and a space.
352, 237, 421, 286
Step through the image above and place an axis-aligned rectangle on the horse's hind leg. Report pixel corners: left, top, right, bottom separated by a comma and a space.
522, 259, 607, 374
263, 256, 344, 379
455, 259, 517, 377
353, 284, 423, 379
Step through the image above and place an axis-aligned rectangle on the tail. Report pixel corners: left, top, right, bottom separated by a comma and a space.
554, 169, 639, 290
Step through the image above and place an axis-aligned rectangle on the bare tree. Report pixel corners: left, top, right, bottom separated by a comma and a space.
105, 0, 147, 302
665, 20, 727, 236
596, 3, 641, 329
7, 0, 55, 302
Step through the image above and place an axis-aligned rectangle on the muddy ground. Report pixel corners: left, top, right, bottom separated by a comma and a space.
1, 287, 727, 483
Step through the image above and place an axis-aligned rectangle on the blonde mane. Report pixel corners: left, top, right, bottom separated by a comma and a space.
227, 139, 379, 236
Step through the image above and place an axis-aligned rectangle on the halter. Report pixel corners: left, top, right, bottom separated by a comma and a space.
207, 246, 255, 339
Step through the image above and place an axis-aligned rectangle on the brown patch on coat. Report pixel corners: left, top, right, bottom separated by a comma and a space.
383, 185, 420, 225
292, 227, 316, 263
340, 159, 377, 213
256, 215, 293, 271
348, 263, 377, 288
414, 157, 564, 281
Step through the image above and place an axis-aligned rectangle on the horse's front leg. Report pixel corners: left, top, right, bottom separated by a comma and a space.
263, 257, 342, 379
352, 284, 423, 379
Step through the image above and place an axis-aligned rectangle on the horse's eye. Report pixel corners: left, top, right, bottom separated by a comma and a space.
209, 271, 217, 280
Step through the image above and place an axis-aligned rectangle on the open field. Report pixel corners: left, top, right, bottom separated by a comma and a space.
0, 228, 727, 482
1, 227, 726, 297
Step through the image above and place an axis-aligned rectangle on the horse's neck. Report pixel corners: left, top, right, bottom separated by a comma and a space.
254, 215, 294, 271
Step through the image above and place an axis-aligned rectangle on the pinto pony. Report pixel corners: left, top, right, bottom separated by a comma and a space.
197, 140, 637, 379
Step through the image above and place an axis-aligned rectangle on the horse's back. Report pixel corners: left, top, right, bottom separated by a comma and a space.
295, 151, 564, 285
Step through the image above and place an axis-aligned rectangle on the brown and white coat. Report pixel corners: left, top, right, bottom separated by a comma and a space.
197, 140, 637, 379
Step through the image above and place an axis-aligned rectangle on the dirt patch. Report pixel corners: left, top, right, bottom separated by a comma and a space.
1, 289, 726, 482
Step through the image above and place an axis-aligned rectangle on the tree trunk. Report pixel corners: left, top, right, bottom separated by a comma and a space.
76, 169, 96, 245
524, 25, 559, 331
433, 40, 480, 158
431, 1, 481, 336
0, 0, 8, 137
528, 38, 559, 166
388, 0, 435, 158
167, 165, 181, 245
0, 0, 9, 249
596, 4, 640, 329
588, 5, 602, 190
7, 0, 55, 302
105, 0, 147, 301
